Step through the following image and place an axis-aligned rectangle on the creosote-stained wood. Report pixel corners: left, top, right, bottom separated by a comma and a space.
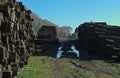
0, 0, 34, 77
35, 26, 58, 53
77, 22, 120, 60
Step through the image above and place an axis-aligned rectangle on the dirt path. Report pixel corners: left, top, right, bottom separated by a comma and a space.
17, 42, 119, 78
47, 56, 116, 78
46, 42, 117, 78
96, 70, 115, 78
71, 60, 116, 78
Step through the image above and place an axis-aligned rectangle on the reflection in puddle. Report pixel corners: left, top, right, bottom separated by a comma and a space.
56, 46, 63, 59
58, 46, 63, 51
56, 50, 63, 59
56, 44, 80, 59
71, 45, 79, 57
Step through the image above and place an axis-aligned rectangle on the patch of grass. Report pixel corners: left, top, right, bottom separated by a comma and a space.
60, 58, 73, 77
92, 60, 120, 78
16, 56, 53, 78
59, 58, 95, 78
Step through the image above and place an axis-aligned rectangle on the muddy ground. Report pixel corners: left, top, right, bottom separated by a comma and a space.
17, 40, 120, 78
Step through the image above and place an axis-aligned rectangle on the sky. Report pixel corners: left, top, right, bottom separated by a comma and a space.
17, 0, 120, 31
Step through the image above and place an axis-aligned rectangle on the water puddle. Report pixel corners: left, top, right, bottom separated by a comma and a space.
56, 46, 63, 59
56, 43, 80, 59
70, 45, 79, 57
56, 43, 116, 78
56, 51, 63, 59
58, 46, 63, 51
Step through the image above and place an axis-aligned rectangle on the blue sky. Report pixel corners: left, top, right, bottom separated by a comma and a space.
17, 0, 120, 31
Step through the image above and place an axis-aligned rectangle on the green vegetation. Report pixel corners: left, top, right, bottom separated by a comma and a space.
16, 56, 95, 78
92, 60, 120, 78
16, 55, 120, 78
16, 56, 53, 78
54, 58, 95, 78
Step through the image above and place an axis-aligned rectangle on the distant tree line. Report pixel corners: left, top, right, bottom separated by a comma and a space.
57, 26, 72, 38
31, 13, 73, 38
31, 13, 58, 36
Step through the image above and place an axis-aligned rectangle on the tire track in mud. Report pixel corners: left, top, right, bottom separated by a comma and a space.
47, 42, 117, 78
70, 59, 117, 78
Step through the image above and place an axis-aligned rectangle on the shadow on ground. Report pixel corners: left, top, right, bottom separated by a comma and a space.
32, 42, 80, 60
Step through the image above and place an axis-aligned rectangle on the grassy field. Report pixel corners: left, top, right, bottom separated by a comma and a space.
16, 55, 120, 78
16, 55, 95, 78
16, 56, 53, 78
92, 60, 120, 78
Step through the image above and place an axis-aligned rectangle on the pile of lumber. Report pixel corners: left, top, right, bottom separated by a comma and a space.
35, 26, 58, 53
78, 22, 120, 59
0, 0, 34, 77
